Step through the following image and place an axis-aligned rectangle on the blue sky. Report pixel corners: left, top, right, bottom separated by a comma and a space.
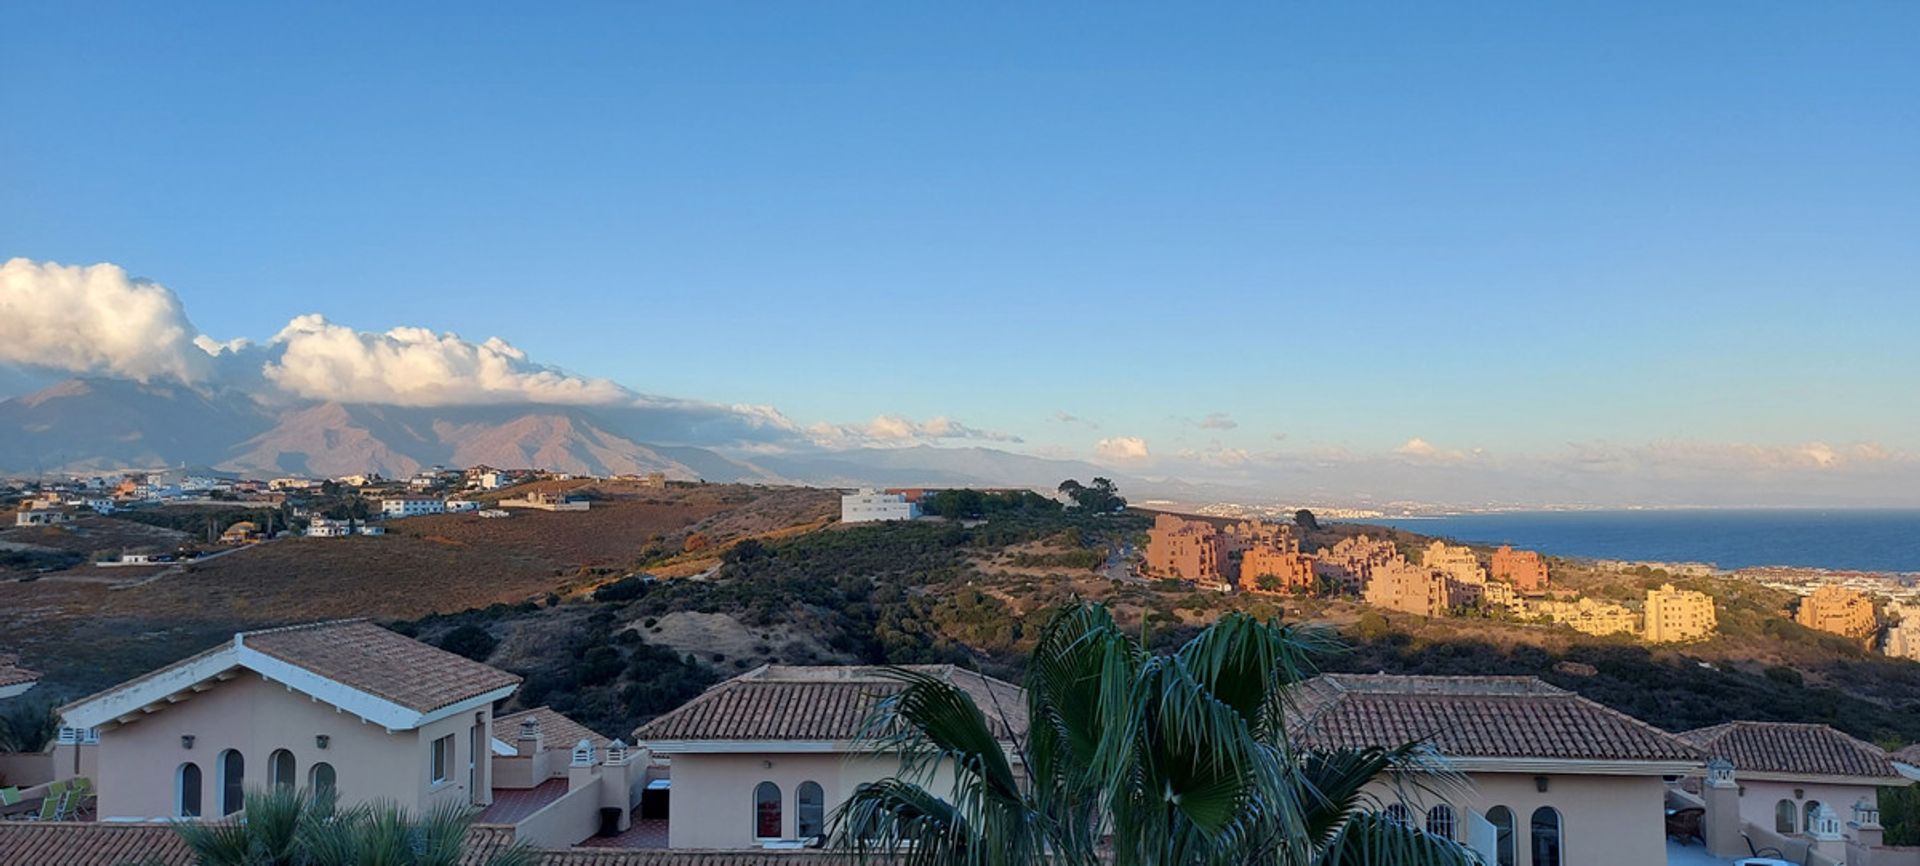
4, 2, 1918, 501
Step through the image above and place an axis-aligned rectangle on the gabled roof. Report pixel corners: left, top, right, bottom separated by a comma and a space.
0, 655, 39, 691
1680, 721, 1905, 781
243, 620, 520, 714
59, 620, 520, 732
496, 706, 615, 751
1288, 674, 1701, 767
634, 664, 1027, 747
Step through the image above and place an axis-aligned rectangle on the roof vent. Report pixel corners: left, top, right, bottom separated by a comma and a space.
571, 738, 596, 768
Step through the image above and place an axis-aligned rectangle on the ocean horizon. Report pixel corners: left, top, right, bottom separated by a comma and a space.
1350, 508, 1920, 574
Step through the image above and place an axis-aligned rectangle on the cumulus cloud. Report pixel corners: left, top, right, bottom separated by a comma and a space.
0, 258, 218, 383
1394, 437, 1439, 457
1192, 412, 1238, 430
262, 314, 630, 406
1392, 437, 1483, 463
806, 414, 1023, 449
1095, 436, 1152, 462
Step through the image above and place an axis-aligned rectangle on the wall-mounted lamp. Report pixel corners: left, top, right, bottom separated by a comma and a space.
1534, 776, 1549, 793
181, 735, 196, 750
763, 760, 774, 769
1795, 788, 1806, 800
315, 734, 330, 750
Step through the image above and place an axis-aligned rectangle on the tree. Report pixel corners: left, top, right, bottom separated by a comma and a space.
833, 603, 1476, 866
437, 624, 498, 662
1294, 509, 1320, 532
1057, 478, 1127, 513
172, 786, 538, 866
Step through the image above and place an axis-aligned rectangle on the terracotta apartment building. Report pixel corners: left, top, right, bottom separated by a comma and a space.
1492, 544, 1551, 593
1143, 513, 1228, 583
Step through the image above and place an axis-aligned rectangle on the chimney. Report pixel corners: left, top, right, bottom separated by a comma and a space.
1702, 758, 1744, 859
1809, 803, 1846, 860
517, 715, 543, 757
1850, 797, 1884, 864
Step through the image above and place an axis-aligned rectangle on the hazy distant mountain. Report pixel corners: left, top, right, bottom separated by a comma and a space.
0, 378, 271, 472
0, 378, 1224, 495
0, 378, 772, 482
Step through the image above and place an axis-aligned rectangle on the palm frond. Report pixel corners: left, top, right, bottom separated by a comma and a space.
1314, 810, 1482, 866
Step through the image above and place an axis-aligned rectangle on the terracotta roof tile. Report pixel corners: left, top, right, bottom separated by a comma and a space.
1680, 721, 1902, 780
0, 822, 192, 865
497, 706, 616, 751
1288, 674, 1701, 763
241, 620, 521, 714
0, 655, 39, 689
634, 665, 1026, 744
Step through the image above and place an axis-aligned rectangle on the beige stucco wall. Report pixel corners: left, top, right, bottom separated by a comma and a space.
90, 673, 494, 820
1371, 771, 1669, 866
667, 752, 938, 849
1736, 778, 1877, 837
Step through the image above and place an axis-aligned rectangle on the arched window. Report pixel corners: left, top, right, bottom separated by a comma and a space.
797, 781, 825, 839
1530, 806, 1563, 866
1803, 801, 1822, 833
1383, 803, 1412, 824
310, 762, 337, 798
1486, 806, 1515, 866
754, 781, 782, 839
1426, 804, 1456, 840
176, 763, 202, 818
1775, 799, 1798, 834
270, 749, 296, 790
217, 750, 245, 815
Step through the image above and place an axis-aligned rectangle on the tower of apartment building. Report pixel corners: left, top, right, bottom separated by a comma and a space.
1794, 585, 1878, 640
1145, 513, 1227, 584
1491, 545, 1550, 594
1644, 584, 1717, 642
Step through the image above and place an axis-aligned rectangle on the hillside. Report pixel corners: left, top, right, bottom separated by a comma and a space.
399, 510, 1920, 746
0, 483, 837, 704
8, 496, 1919, 754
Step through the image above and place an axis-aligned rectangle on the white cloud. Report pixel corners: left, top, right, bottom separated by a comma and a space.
806, 414, 1022, 448
1095, 436, 1152, 462
1394, 437, 1439, 457
261, 314, 631, 406
0, 258, 218, 383
1392, 437, 1482, 463
1193, 412, 1238, 430
1054, 410, 1099, 429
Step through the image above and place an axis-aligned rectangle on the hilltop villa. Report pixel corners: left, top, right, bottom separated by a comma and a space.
630, 664, 1025, 849
0, 656, 38, 702
18, 621, 646, 850
1289, 674, 1704, 866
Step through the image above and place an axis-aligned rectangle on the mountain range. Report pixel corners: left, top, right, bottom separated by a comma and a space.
0, 378, 1137, 493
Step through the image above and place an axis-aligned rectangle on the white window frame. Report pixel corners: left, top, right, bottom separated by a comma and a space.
430, 733, 455, 785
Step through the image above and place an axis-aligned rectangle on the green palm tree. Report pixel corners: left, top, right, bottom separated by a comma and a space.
171, 786, 538, 866
832, 603, 1481, 866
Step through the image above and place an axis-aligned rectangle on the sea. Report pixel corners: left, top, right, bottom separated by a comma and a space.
1350, 509, 1920, 574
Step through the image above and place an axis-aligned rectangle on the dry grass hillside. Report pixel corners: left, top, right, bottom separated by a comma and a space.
0, 484, 836, 703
